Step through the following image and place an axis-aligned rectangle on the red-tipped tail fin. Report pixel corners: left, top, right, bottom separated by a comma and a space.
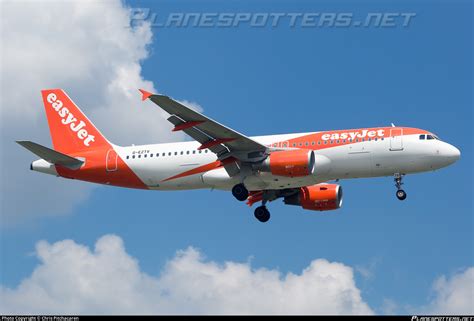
41, 89, 110, 154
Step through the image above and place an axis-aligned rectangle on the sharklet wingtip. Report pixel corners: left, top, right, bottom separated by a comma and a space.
138, 89, 153, 101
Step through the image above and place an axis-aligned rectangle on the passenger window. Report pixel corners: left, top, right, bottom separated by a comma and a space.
162, 153, 165, 156
180, 151, 183, 155
336, 140, 340, 144
132, 155, 135, 159
144, 154, 147, 158
324, 141, 328, 145
138, 155, 141, 158
126, 156, 129, 159
305, 142, 309, 146
174, 152, 177, 155
199, 150, 202, 154
293, 143, 296, 147
193, 150, 196, 154
205, 150, 208, 153
318, 141, 321, 145
186, 151, 190, 154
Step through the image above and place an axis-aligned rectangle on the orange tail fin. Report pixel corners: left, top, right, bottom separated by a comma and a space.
41, 89, 110, 154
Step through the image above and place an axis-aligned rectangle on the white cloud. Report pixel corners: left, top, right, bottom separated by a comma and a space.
0, 234, 374, 315
422, 267, 474, 314
355, 257, 380, 281
177, 100, 204, 113
380, 298, 398, 315
0, 0, 198, 225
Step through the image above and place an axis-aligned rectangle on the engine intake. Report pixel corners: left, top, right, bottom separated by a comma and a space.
256, 149, 315, 177
284, 183, 343, 211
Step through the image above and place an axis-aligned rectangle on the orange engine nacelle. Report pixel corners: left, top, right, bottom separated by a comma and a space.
257, 149, 315, 177
284, 184, 343, 211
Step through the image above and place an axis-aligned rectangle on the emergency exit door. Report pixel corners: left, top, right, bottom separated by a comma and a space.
389, 128, 403, 151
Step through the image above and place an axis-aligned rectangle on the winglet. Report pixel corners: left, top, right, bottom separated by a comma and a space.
138, 89, 153, 101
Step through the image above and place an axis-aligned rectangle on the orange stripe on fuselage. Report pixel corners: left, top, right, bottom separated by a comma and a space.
55, 147, 148, 189
161, 157, 236, 182
270, 127, 428, 150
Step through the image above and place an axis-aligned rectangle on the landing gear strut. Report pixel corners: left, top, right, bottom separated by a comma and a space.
232, 183, 249, 201
394, 173, 407, 201
245, 190, 277, 222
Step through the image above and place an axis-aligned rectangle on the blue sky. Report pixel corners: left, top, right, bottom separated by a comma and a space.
0, 0, 472, 314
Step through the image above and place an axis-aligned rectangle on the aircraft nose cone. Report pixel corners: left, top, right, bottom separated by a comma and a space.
444, 144, 461, 163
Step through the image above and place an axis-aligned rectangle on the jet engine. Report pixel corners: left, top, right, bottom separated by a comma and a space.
255, 149, 315, 177
284, 183, 343, 211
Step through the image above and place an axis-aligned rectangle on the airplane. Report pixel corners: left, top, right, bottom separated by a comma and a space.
17, 89, 461, 222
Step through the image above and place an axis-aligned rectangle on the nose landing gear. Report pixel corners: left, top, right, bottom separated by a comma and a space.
396, 189, 407, 200
394, 173, 407, 200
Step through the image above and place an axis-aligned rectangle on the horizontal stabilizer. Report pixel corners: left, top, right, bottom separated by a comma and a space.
16, 141, 84, 169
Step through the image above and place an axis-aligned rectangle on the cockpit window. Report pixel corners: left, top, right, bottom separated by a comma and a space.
421, 133, 440, 141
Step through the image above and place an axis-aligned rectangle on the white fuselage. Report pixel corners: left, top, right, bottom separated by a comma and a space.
109, 130, 460, 192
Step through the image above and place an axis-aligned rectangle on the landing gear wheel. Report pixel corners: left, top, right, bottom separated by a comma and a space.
232, 183, 249, 201
396, 189, 407, 201
254, 206, 270, 223
394, 173, 407, 201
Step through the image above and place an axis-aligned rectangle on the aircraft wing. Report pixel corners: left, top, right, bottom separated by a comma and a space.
140, 90, 268, 175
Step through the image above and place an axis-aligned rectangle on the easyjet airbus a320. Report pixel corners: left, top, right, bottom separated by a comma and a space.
18, 89, 461, 222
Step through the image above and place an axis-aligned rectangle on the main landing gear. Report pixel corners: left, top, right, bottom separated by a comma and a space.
232, 183, 249, 201
394, 173, 407, 201
232, 184, 272, 222
249, 191, 277, 223
254, 205, 270, 223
